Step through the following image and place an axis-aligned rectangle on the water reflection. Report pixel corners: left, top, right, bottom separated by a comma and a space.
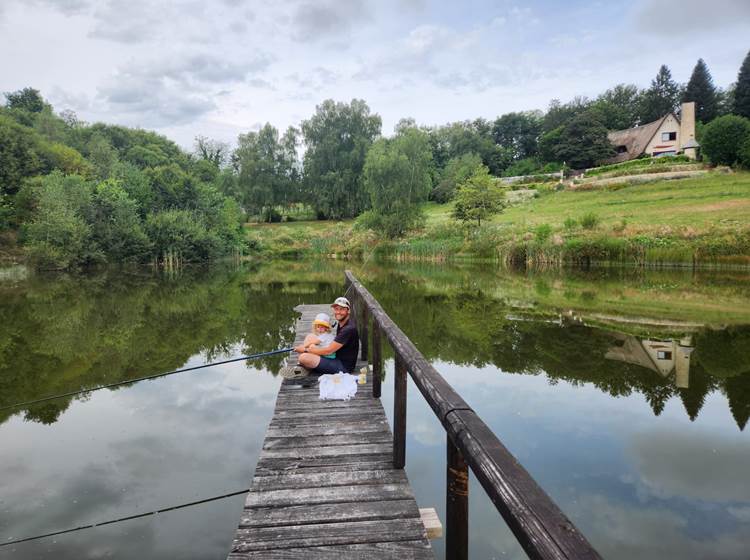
1, 261, 749, 559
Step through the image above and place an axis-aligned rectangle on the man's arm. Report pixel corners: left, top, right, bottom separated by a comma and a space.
294, 341, 343, 355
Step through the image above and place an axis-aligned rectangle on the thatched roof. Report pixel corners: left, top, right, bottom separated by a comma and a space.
606, 115, 670, 164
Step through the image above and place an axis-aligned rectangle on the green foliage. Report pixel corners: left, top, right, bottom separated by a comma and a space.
492, 111, 542, 160
86, 133, 119, 179
590, 84, 643, 130
145, 210, 222, 262
0, 115, 43, 198
563, 216, 577, 230
452, 165, 505, 226
431, 152, 482, 202
24, 172, 97, 269
89, 180, 150, 260
734, 49, 750, 119
301, 99, 381, 219
542, 97, 590, 133
362, 125, 432, 238
638, 65, 681, 123
579, 212, 600, 230
40, 142, 93, 177
701, 114, 750, 166
534, 223, 552, 243
683, 59, 718, 123
550, 112, 614, 169
4, 87, 46, 113
586, 155, 692, 176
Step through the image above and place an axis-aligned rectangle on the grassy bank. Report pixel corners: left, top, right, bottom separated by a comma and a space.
245, 170, 750, 267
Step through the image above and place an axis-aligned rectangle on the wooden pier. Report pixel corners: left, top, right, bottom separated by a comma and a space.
228, 304, 433, 559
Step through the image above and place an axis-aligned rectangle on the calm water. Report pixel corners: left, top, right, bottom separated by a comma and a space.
1, 261, 749, 559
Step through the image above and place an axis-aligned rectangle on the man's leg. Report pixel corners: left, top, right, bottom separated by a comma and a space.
297, 352, 321, 370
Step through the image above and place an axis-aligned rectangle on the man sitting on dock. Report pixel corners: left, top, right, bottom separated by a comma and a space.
293, 296, 359, 375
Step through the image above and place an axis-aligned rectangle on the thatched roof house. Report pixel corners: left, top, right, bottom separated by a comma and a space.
606, 102, 699, 164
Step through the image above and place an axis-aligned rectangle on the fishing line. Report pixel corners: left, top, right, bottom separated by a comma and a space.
0, 488, 250, 547
0, 347, 293, 412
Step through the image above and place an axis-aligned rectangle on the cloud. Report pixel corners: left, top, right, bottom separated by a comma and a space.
29, 0, 91, 16
291, 0, 370, 42
634, 0, 750, 35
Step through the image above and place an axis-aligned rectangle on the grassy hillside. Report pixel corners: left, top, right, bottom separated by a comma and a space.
246, 170, 750, 267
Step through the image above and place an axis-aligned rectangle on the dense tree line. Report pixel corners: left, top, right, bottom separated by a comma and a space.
2, 52, 750, 259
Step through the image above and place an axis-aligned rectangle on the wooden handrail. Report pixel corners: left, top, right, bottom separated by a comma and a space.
345, 271, 602, 560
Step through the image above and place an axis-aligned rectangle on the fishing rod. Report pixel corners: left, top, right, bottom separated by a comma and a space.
0, 488, 251, 547
0, 347, 294, 412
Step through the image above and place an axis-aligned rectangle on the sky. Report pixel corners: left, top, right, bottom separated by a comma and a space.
1, 0, 749, 150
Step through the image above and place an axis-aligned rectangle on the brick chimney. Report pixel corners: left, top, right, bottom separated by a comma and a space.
680, 102, 699, 160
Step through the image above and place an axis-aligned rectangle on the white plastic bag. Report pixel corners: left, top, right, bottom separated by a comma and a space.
318, 373, 358, 401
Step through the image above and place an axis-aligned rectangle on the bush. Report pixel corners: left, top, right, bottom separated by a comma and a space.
579, 212, 600, 230
701, 114, 750, 166
563, 217, 577, 230
534, 223, 552, 243
145, 210, 222, 262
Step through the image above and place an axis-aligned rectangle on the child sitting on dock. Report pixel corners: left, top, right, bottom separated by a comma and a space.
302, 313, 336, 359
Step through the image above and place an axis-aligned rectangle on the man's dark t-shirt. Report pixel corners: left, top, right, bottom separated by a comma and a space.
334, 318, 360, 373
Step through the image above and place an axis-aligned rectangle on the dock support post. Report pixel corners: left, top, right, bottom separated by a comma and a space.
393, 353, 407, 469
372, 321, 382, 398
447, 434, 469, 560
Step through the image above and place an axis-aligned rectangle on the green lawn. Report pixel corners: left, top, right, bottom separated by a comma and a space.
492, 172, 750, 231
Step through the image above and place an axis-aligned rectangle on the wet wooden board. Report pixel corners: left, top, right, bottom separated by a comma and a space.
228, 304, 433, 559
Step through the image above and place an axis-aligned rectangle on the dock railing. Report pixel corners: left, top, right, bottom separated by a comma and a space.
345, 271, 602, 560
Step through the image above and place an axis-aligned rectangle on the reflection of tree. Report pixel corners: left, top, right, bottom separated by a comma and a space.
724, 372, 750, 431
0, 267, 340, 426
366, 270, 747, 427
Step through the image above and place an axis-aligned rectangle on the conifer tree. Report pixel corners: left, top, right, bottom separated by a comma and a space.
682, 59, 718, 123
638, 65, 681, 123
734, 49, 750, 119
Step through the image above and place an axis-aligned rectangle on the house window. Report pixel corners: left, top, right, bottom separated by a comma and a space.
657, 351, 672, 360
661, 132, 677, 141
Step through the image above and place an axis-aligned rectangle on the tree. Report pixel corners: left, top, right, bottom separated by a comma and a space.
542, 97, 590, 133
89, 180, 150, 260
0, 115, 44, 198
590, 84, 643, 130
492, 111, 542, 160
430, 152, 482, 203
194, 135, 229, 167
452, 165, 505, 226
301, 99, 381, 219
361, 125, 433, 238
683, 59, 718, 123
700, 114, 750, 166
4, 88, 46, 113
549, 111, 614, 169
638, 65, 681, 123
735, 49, 750, 119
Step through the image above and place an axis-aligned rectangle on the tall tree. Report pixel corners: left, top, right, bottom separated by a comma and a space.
492, 111, 542, 160
638, 65, 681, 123
551, 111, 614, 169
451, 165, 505, 227
301, 99, 381, 220
362, 124, 433, 238
682, 59, 719, 123
735, 49, 750, 119
234, 124, 287, 221
4, 87, 46, 113
590, 84, 643, 130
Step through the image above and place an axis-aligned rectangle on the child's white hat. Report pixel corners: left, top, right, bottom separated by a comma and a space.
313, 312, 331, 328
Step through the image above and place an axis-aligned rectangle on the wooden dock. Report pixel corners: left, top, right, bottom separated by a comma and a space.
228, 304, 433, 559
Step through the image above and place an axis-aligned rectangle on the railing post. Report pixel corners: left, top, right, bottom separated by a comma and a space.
447, 433, 469, 560
360, 304, 369, 362
372, 320, 382, 398
393, 353, 407, 469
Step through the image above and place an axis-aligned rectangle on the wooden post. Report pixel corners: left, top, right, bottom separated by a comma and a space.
446, 434, 469, 560
360, 304, 369, 362
393, 353, 407, 469
372, 321, 382, 398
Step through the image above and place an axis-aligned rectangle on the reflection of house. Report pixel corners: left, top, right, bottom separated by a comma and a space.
606, 102, 700, 164
605, 334, 694, 388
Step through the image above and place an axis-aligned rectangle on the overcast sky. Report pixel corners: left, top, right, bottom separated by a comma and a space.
1, 0, 748, 150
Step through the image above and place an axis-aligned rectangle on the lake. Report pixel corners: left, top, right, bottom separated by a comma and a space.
1, 260, 749, 559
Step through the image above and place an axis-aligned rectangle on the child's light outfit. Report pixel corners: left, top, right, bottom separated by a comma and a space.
316, 331, 336, 359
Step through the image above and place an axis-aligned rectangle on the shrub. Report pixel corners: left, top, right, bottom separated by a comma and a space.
701, 114, 750, 166
563, 217, 577, 230
534, 223, 552, 243
579, 212, 600, 230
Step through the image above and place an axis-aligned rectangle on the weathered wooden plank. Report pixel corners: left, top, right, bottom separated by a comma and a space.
245, 482, 414, 508
263, 431, 391, 450
253, 460, 395, 477
250, 469, 407, 491
232, 519, 428, 552
265, 420, 389, 438
228, 540, 433, 560
255, 453, 395, 472
271, 408, 382, 420
260, 443, 392, 460
272, 399, 381, 412
239, 499, 420, 528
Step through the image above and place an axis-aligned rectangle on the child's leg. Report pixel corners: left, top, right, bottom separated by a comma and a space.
303, 334, 321, 347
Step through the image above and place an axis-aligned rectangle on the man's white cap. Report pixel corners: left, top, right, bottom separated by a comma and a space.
332, 296, 350, 309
